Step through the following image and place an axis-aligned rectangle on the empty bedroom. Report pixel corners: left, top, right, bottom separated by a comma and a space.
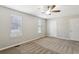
0, 5, 79, 54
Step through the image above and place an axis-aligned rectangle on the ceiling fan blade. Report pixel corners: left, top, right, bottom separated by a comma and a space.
48, 5, 56, 11
52, 10, 61, 12
51, 5, 56, 9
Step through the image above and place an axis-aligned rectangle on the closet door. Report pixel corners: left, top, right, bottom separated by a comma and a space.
57, 19, 70, 40
70, 18, 79, 41
47, 20, 57, 37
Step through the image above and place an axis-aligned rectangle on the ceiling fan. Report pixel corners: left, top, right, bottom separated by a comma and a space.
41, 5, 61, 15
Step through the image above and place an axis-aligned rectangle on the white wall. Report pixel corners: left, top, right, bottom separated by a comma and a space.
47, 18, 70, 39
47, 16, 79, 41
0, 6, 46, 50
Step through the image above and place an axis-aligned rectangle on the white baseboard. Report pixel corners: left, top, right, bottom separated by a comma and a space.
55, 36, 70, 40
47, 36, 70, 40
0, 36, 46, 51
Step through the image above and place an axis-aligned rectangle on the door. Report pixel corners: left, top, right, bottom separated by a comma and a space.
47, 20, 57, 37
70, 18, 79, 41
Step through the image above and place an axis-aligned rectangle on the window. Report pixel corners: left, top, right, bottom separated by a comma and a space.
10, 15, 23, 37
38, 19, 42, 33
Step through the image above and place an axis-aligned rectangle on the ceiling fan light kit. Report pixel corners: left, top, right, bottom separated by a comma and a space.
45, 10, 51, 15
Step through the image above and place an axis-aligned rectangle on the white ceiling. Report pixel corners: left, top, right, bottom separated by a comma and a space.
4, 5, 79, 19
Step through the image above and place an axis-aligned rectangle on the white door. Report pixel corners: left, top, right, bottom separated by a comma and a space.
70, 18, 79, 41
47, 20, 57, 37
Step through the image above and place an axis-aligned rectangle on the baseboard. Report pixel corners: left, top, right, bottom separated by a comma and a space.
55, 36, 70, 40
0, 36, 46, 51
47, 36, 70, 40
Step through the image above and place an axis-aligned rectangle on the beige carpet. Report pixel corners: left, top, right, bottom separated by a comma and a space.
0, 37, 79, 54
